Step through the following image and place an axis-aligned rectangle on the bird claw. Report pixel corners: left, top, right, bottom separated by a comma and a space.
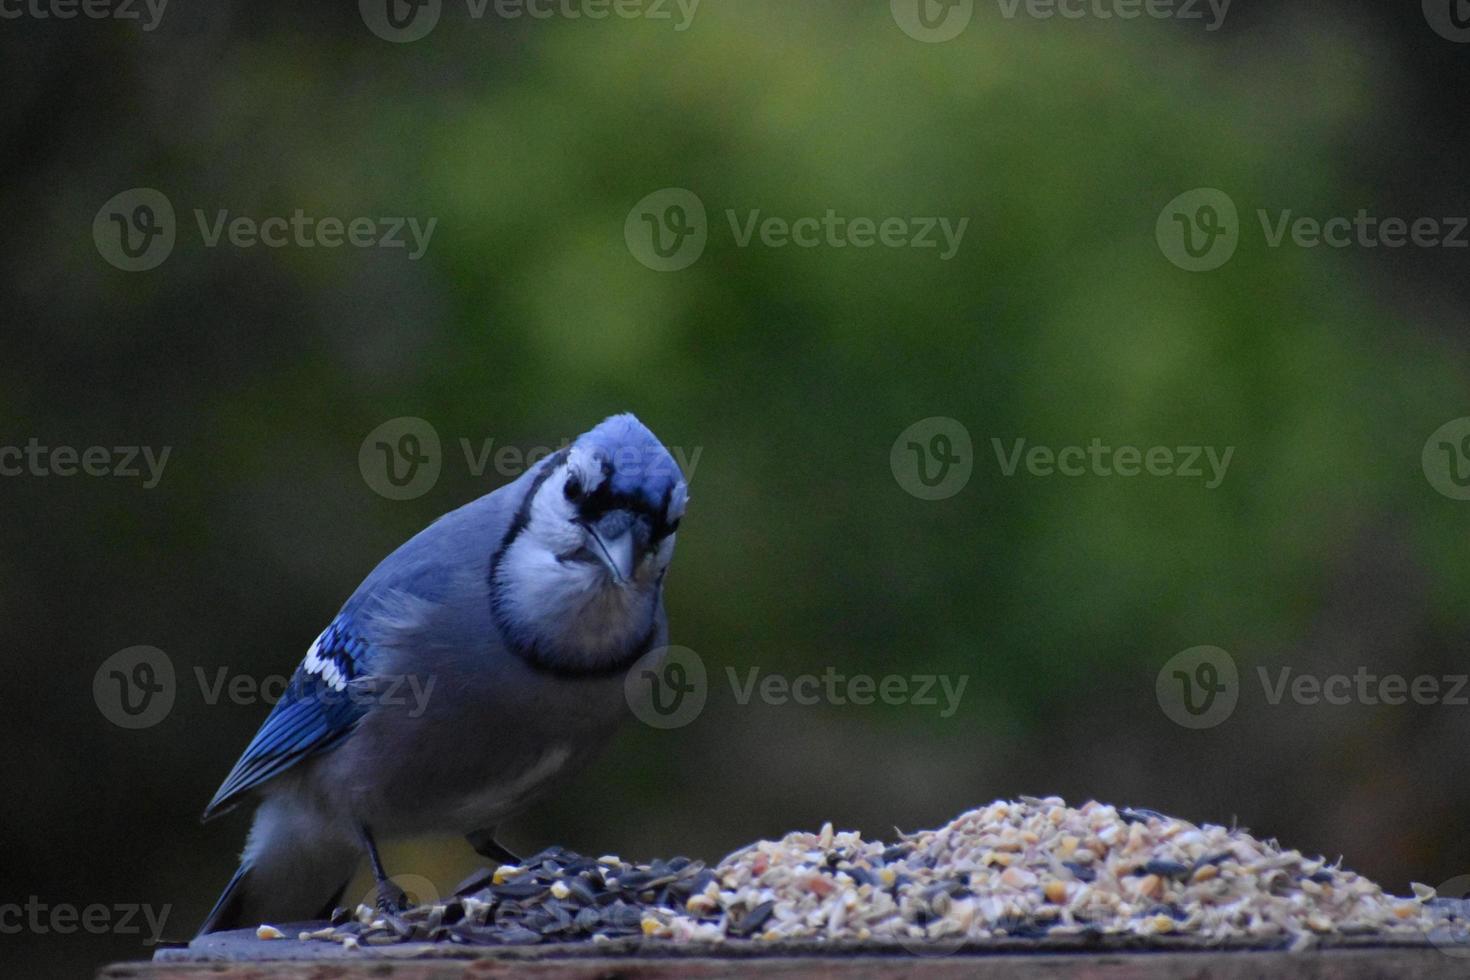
375, 881, 409, 915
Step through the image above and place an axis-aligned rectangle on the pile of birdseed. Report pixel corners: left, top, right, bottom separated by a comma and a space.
295, 797, 1465, 952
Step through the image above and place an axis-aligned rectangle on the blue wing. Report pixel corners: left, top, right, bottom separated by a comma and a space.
202, 618, 373, 820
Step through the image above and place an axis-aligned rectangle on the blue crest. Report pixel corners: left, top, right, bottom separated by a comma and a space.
574, 413, 687, 516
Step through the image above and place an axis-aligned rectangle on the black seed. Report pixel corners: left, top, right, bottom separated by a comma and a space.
491, 881, 547, 900
729, 900, 776, 938
454, 868, 495, 896
498, 924, 543, 945
1120, 807, 1169, 825
564, 878, 598, 905
1064, 861, 1096, 882
1191, 852, 1232, 873
1143, 860, 1191, 879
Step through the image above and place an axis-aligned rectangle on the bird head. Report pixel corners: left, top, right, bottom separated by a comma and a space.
489, 414, 687, 673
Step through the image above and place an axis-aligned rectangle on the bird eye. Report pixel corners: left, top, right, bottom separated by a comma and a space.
564, 475, 583, 501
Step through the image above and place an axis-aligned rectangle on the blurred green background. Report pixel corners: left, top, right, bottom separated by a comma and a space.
4, 1, 1470, 974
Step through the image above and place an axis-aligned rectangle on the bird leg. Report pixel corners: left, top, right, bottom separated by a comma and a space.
467, 827, 522, 865
358, 825, 408, 914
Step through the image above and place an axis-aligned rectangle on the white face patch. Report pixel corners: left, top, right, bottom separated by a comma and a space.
490, 449, 678, 669
494, 531, 658, 669
302, 631, 349, 692
522, 447, 607, 558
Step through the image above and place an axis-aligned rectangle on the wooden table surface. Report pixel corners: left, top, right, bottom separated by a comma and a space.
98, 926, 1470, 979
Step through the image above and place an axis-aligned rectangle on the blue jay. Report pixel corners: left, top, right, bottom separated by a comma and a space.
198, 414, 687, 934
